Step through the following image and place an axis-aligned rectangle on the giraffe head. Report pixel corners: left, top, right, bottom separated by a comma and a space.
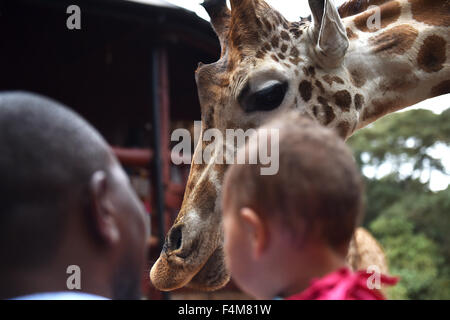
150, 0, 368, 291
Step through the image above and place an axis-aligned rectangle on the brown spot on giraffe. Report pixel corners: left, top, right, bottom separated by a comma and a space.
256, 50, 265, 59
280, 30, 290, 41
290, 47, 300, 58
354, 1, 401, 32
363, 99, 399, 122
323, 75, 345, 86
278, 53, 286, 60
334, 90, 352, 112
318, 96, 328, 106
281, 44, 288, 53
289, 57, 303, 65
369, 25, 419, 55
346, 27, 358, 40
355, 94, 365, 110
349, 68, 367, 88
262, 42, 271, 52
318, 96, 336, 125
303, 66, 316, 77
339, 0, 392, 18
431, 80, 450, 97
289, 27, 303, 39
316, 80, 325, 93
299, 80, 313, 102
324, 105, 336, 125
271, 54, 279, 62
409, 0, 450, 27
313, 105, 319, 118
336, 121, 351, 138
271, 36, 280, 49
380, 63, 419, 92
417, 35, 447, 73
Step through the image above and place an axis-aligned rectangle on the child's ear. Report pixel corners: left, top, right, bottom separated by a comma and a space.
240, 208, 269, 259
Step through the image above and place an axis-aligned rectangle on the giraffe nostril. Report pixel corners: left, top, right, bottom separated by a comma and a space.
168, 225, 183, 251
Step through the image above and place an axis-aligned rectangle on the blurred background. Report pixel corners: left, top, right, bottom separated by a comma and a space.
0, 0, 448, 299
348, 109, 450, 299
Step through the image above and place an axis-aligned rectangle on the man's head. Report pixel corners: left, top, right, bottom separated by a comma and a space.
222, 112, 364, 299
0, 92, 149, 299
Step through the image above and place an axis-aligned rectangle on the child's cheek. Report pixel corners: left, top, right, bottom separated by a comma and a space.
223, 215, 233, 269
223, 214, 243, 274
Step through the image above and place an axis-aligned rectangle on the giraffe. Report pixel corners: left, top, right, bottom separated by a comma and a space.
150, 0, 450, 292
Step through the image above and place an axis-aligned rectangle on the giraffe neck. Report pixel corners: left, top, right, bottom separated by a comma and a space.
341, 0, 450, 130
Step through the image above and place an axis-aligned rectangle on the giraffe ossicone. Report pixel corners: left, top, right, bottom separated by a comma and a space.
150, 0, 450, 292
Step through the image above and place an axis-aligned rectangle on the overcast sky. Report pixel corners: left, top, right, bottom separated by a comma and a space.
163, 0, 448, 190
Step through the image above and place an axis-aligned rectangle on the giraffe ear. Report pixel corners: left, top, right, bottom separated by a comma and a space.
308, 0, 349, 68
202, 0, 231, 55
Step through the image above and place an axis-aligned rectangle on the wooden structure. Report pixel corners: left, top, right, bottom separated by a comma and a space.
0, 0, 220, 299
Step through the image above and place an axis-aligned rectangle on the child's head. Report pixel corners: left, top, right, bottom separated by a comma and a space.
222, 113, 364, 299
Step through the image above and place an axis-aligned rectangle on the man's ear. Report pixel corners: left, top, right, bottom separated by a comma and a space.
89, 171, 120, 246
240, 208, 269, 259
308, 0, 349, 68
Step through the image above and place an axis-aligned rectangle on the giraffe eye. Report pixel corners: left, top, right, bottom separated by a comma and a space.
239, 81, 288, 113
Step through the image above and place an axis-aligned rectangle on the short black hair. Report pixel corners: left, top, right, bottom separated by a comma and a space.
224, 113, 364, 250
0, 91, 110, 270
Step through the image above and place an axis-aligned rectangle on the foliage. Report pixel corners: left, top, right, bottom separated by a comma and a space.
348, 108, 450, 300
350, 108, 450, 178
369, 194, 447, 299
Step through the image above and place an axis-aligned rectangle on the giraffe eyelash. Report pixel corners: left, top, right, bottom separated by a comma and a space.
238, 80, 289, 113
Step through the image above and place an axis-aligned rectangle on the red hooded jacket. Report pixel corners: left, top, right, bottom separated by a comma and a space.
287, 268, 398, 300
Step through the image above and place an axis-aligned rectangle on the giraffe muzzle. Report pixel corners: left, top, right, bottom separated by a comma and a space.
150, 215, 227, 291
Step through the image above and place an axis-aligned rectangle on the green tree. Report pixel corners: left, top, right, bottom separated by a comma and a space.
370, 198, 444, 299
348, 108, 450, 300
350, 108, 450, 182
